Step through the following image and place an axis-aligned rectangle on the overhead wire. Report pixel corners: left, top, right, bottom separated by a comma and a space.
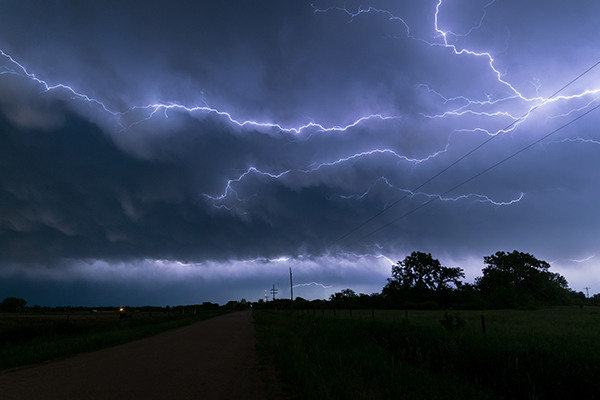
322, 58, 600, 252
341, 101, 600, 249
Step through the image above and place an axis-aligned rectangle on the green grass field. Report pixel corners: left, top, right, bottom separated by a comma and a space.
254, 307, 600, 400
0, 309, 230, 370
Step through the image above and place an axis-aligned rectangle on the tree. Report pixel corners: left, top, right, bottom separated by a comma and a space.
293, 296, 310, 309
475, 250, 569, 307
0, 297, 27, 312
390, 251, 464, 292
383, 251, 464, 305
329, 289, 358, 308
329, 288, 358, 301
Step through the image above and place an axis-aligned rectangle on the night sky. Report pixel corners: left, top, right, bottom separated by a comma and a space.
1, 0, 600, 306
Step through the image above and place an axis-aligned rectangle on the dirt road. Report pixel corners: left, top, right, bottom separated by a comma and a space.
0, 310, 266, 400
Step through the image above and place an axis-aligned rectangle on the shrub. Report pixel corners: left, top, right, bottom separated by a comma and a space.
439, 312, 466, 332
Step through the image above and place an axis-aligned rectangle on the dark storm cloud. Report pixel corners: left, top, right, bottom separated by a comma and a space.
0, 109, 339, 263
1, 0, 600, 305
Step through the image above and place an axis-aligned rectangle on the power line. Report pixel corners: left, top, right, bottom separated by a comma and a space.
322, 58, 600, 252
264, 269, 290, 302
273, 269, 289, 287
290, 267, 294, 310
270, 284, 278, 301
342, 101, 600, 249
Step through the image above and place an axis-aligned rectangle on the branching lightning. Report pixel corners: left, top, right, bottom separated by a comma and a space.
0, 48, 400, 136
2, 1, 600, 238
293, 282, 333, 289
326, 176, 524, 207
569, 256, 595, 263
202, 147, 451, 208
312, 1, 600, 138
309, 0, 600, 214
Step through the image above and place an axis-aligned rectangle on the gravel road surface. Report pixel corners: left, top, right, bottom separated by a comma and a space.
0, 310, 266, 400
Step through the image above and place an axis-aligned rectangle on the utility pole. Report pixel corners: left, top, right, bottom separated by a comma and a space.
584, 287, 590, 298
270, 284, 278, 301
290, 267, 294, 312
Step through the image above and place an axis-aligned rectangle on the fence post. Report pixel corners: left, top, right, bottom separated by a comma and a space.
481, 315, 486, 334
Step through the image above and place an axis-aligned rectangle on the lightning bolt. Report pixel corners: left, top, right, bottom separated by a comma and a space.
312, 1, 600, 140
1, 2, 597, 162
202, 147, 450, 208
425, 0, 600, 138
0, 49, 118, 116
203, 143, 525, 214
545, 137, 600, 147
293, 282, 333, 289
2, 2, 599, 242
569, 255, 595, 263
6, 0, 595, 144
327, 176, 524, 207
119, 102, 401, 135
0, 48, 401, 136
6, 2, 599, 302
306, 1, 600, 233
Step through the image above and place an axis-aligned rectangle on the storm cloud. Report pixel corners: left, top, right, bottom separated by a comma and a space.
1, 0, 600, 305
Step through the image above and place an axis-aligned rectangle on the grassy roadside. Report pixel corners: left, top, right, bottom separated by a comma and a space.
0, 310, 231, 371
253, 310, 497, 400
254, 308, 600, 399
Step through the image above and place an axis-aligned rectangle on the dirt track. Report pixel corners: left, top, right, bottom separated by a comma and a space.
0, 310, 266, 400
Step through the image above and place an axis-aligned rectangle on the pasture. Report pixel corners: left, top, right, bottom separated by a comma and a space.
254, 307, 600, 400
0, 309, 229, 370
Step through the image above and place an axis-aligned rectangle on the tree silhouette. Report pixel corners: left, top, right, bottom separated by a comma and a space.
383, 251, 464, 306
476, 250, 569, 307
391, 251, 464, 292
0, 297, 27, 312
329, 289, 358, 307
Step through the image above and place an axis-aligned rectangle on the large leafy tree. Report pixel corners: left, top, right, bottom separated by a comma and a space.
383, 251, 464, 305
391, 251, 464, 292
329, 288, 358, 304
476, 250, 569, 307
0, 297, 27, 312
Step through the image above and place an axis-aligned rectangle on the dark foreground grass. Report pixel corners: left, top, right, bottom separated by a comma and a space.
254, 308, 600, 400
254, 310, 497, 400
0, 310, 230, 370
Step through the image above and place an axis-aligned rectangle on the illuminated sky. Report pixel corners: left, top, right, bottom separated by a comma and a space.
1, 0, 600, 306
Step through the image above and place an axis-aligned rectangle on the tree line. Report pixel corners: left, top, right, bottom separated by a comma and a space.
0, 300, 225, 313
2, 250, 591, 312
258, 250, 589, 310
380, 250, 577, 309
